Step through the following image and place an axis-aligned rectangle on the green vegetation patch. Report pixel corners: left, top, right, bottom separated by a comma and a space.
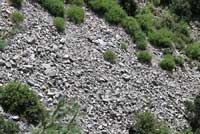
40, 0, 64, 17
0, 81, 46, 125
159, 55, 176, 71
53, 17, 65, 32
66, 5, 85, 24
0, 39, 7, 50
137, 51, 152, 63
186, 42, 200, 61
103, 50, 117, 64
0, 115, 19, 134
11, 11, 24, 25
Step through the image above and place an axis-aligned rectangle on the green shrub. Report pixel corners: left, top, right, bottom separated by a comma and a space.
53, 17, 65, 32
0, 115, 19, 134
88, 0, 117, 15
130, 112, 171, 134
136, 13, 154, 32
0, 39, 7, 50
186, 42, 200, 61
105, 5, 127, 24
103, 50, 117, 64
66, 5, 84, 24
66, 0, 84, 6
190, 0, 200, 16
31, 97, 81, 134
11, 11, 24, 25
40, 0, 64, 17
175, 56, 184, 67
173, 20, 189, 36
0, 81, 46, 125
9, 0, 23, 8
137, 51, 152, 63
148, 28, 173, 48
118, 0, 137, 16
122, 17, 140, 37
159, 55, 176, 71
135, 31, 147, 50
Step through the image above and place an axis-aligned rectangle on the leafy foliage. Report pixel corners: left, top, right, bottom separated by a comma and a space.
0, 81, 46, 125
31, 97, 81, 134
66, 5, 85, 24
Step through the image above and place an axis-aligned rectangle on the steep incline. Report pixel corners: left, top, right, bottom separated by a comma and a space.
0, 1, 200, 133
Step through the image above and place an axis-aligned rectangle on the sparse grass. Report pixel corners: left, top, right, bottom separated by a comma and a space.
103, 50, 117, 64
53, 17, 65, 32
11, 11, 24, 25
66, 5, 85, 24
121, 42, 128, 51
137, 51, 152, 63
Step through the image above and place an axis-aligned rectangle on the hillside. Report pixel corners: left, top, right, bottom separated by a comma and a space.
0, 0, 200, 134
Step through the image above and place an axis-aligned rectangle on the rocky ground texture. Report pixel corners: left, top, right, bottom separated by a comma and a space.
0, 0, 200, 134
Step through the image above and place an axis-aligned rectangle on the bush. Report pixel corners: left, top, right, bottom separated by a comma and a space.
53, 17, 65, 32
148, 28, 173, 48
9, 0, 23, 8
152, 0, 160, 6
129, 112, 171, 134
163, 48, 173, 55
159, 55, 176, 71
0, 115, 19, 134
0, 81, 46, 125
40, 0, 64, 17
173, 20, 189, 36
103, 50, 117, 64
88, 0, 117, 15
135, 31, 147, 50
186, 42, 200, 61
105, 5, 127, 24
190, 0, 200, 16
66, 0, 84, 6
0, 39, 7, 50
122, 17, 140, 37
118, 0, 137, 16
137, 51, 152, 63
66, 5, 84, 24
11, 11, 24, 25
136, 13, 154, 33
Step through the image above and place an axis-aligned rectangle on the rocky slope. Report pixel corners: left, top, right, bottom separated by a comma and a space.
0, 0, 200, 133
